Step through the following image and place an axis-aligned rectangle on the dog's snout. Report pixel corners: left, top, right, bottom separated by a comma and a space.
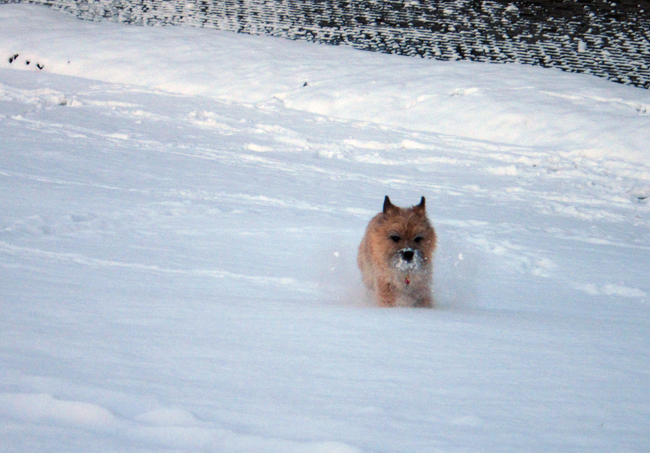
402, 250, 414, 262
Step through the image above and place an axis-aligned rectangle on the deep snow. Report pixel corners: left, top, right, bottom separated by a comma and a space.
1, 4, 649, 452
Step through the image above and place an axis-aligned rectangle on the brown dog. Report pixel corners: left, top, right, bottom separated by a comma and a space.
357, 196, 436, 307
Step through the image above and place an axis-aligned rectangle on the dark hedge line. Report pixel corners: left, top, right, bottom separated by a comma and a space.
4, 0, 649, 88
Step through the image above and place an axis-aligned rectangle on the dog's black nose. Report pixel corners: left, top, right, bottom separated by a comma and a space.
402, 250, 414, 262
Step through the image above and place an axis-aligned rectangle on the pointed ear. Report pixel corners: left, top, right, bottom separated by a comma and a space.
414, 196, 426, 213
383, 196, 394, 215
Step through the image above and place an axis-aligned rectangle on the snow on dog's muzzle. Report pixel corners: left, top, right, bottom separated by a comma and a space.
394, 248, 419, 271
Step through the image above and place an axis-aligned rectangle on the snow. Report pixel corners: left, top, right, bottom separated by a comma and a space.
1, 4, 649, 452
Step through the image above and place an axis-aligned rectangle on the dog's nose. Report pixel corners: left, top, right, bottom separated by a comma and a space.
402, 250, 414, 262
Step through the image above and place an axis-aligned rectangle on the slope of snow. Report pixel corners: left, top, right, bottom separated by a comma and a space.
2, 4, 650, 163
1, 4, 649, 452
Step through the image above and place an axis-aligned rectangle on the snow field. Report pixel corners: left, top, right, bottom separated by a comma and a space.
1, 4, 650, 452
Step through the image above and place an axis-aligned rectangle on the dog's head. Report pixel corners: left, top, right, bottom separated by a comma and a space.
375, 196, 437, 271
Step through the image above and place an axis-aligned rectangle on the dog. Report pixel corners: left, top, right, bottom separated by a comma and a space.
357, 196, 436, 307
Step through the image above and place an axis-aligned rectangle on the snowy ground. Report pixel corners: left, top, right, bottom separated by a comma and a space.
1, 4, 650, 452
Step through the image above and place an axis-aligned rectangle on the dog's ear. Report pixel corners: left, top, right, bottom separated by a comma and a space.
414, 196, 426, 213
383, 196, 396, 215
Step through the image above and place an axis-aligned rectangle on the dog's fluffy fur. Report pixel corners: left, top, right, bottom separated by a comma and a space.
357, 196, 436, 307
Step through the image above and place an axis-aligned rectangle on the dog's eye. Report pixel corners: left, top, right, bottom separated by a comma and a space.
414, 236, 423, 243
390, 235, 401, 243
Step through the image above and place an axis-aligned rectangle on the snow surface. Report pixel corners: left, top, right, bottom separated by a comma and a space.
1, 4, 650, 452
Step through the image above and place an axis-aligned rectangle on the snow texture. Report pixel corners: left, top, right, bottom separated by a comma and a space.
1, 4, 649, 452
